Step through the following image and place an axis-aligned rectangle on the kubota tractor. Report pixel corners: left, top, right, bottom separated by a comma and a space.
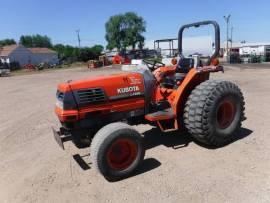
53, 21, 245, 181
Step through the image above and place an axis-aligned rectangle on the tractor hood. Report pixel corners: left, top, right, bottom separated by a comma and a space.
64, 72, 145, 108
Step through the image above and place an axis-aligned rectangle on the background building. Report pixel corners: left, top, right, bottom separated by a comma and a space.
0, 45, 32, 65
0, 45, 59, 66
240, 43, 270, 59
28, 48, 59, 65
221, 41, 270, 62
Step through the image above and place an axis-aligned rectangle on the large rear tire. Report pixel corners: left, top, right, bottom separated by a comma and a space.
91, 122, 145, 181
184, 80, 245, 147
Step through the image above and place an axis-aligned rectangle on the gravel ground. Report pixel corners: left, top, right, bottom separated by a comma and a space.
0, 64, 270, 203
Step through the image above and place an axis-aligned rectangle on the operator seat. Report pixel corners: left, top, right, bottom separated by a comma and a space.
176, 57, 194, 73
162, 57, 194, 87
161, 57, 195, 89
160, 57, 194, 89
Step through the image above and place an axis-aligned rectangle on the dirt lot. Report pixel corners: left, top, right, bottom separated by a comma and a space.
0, 64, 270, 203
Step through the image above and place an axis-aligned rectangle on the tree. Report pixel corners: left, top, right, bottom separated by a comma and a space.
105, 12, 146, 52
78, 47, 95, 62
78, 45, 104, 62
53, 44, 66, 59
91, 45, 104, 55
124, 12, 146, 50
90, 45, 104, 59
19, 34, 52, 48
0, 39, 16, 46
32, 34, 52, 48
53, 44, 104, 62
19, 35, 33, 47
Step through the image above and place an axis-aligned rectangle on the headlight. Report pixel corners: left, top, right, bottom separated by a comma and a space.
55, 100, 63, 109
55, 90, 77, 110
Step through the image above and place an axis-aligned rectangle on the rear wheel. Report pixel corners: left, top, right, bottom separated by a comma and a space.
184, 80, 245, 146
91, 122, 145, 181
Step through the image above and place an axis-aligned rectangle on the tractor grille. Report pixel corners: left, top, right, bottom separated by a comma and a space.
76, 88, 106, 104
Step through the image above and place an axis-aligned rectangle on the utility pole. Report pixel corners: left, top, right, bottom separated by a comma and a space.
231, 26, 233, 51
76, 29, 81, 48
224, 15, 231, 62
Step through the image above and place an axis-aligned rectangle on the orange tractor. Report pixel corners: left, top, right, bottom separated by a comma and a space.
53, 21, 245, 181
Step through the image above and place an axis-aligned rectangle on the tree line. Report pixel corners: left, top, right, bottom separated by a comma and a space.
0, 35, 53, 47
1, 11, 147, 61
0, 39, 16, 46
53, 44, 104, 62
0, 35, 104, 62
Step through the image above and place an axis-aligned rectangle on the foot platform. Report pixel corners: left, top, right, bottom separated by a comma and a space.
145, 108, 175, 122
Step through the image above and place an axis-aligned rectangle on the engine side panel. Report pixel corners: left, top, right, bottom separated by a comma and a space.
69, 73, 145, 105
67, 73, 146, 121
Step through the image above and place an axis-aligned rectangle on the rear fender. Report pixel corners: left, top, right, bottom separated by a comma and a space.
172, 68, 209, 117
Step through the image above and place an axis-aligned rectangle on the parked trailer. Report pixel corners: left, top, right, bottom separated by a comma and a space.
240, 44, 270, 62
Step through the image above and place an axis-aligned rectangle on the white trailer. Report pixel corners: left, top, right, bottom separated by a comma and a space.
239, 44, 270, 56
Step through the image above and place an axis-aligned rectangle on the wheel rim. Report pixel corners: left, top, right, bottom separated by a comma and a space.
217, 99, 236, 129
106, 138, 138, 170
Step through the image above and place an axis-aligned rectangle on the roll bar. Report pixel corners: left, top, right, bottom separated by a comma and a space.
178, 20, 220, 61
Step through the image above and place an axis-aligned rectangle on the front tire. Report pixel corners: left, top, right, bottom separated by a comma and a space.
184, 80, 245, 147
91, 122, 145, 181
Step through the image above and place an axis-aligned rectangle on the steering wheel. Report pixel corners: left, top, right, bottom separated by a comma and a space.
143, 59, 165, 71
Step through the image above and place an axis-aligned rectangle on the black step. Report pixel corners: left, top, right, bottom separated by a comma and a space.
145, 108, 175, 121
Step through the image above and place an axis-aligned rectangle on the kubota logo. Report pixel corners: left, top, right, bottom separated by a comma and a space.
117, 86, 139, 94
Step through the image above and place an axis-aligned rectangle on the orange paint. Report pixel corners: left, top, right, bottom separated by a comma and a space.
113, 54, 122, 64
55, 106, 79, 122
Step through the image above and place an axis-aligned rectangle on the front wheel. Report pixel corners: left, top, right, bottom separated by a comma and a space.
90, 122, 145, 181
184, 80, 245, 147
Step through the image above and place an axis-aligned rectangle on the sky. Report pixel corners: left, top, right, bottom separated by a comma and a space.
1, 0, 270, 48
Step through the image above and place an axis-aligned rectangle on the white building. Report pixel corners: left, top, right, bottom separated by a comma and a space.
239, 43, 270, 56
221, 42, 242, 57
221, 42, 270, 55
